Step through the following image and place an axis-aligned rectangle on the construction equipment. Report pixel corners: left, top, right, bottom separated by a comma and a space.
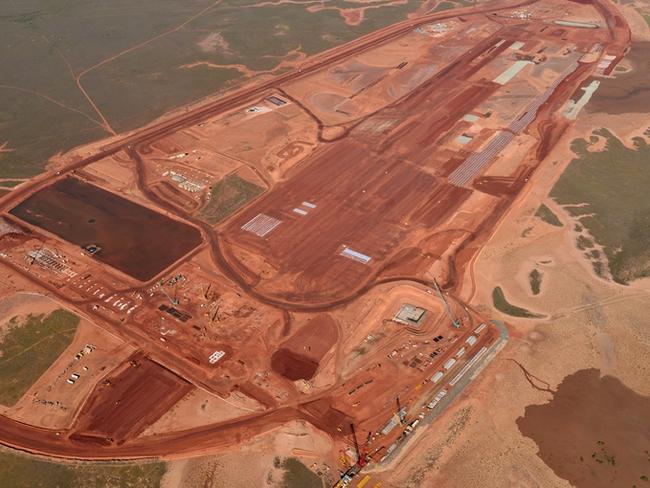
350, 423, 366, 467
396, 397, 407, 424
432, 278, 461, 328
158, 278, 179, 306
211, 307, 220, 322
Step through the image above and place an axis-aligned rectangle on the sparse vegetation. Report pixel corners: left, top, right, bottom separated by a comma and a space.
0, 449, 165, 488
492, 287, 544, 319
281, 457, 322, 488
528, 269, 543, 295
198, 175, 264, 225
404, 407, 472, 487
577, 235, 594, 250
433, 1, 456, 11
535, 204, 563, 227
0, 309, 79, 406
0, 181, 23, 188
551, 128, 650, 283
592, 261, 605, 277
591, 440, 617, 466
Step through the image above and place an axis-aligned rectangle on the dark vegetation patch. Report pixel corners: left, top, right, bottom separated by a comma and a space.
587, 42, 650, 115
576, 235, 594, 250
492, 287, 544, 319
0, 449, 165, 488
198, 175, 263, 225
535, 204, 563, 227
517, 369, 650, 488
281, 457, 323, 488
528, 269, 543, 295
0, 309, 79, 406
592, 261, 605, 277
550, 128, 650, 283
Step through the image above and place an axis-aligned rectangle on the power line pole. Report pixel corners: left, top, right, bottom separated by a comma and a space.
159, 279, 179, 306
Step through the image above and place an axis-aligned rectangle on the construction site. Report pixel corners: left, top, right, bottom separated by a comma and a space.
0, 0, 631, 485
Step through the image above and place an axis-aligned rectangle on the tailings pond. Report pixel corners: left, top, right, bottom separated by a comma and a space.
10, 177, 202, 281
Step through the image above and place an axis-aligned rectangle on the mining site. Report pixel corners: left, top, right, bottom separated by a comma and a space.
0, 0, 644, 486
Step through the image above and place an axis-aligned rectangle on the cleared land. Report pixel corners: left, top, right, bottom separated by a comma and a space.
551, 129, 650, 283
70, 352, 193, 444
271, 314, 338, 380
0, 309, 79, 406
10, 177, 203, 281
0, 0, 633, 483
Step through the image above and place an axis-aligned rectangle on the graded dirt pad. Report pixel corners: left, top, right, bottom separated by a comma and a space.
271, 314, 338, 380
517, 369, 650, 488
300, 398, 354, 437
224, 138, 471, 303
10, 177, 202, 281
70, 352, 193, 444
271, 349, 319, 381
220, 28, 534, 303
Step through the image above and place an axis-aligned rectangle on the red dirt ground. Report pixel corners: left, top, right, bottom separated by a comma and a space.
69, 352, 193, 445
271, 314, 338, 380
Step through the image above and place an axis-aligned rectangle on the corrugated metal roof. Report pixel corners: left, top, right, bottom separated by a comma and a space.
493, 60, 533, 85
443, 358, 456, 370
340, 247, 372, 264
